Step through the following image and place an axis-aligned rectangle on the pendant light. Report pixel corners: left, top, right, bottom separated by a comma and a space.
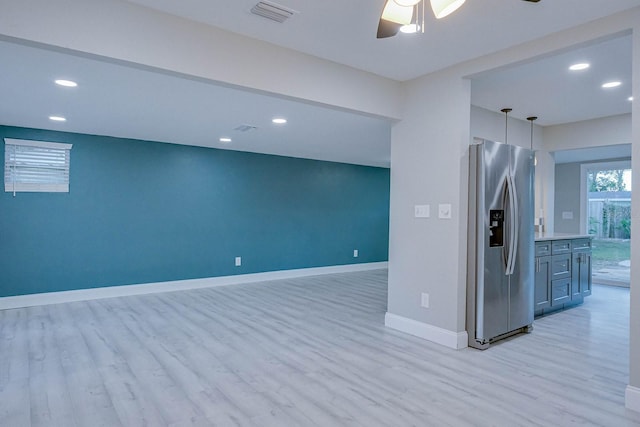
527, 116, 538, 167
527, 116, 537, 151
501, 108, 512, 145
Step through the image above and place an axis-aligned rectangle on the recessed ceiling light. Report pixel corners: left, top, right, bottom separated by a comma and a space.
55, 79, 77, 87
219, 137, 232, 143
49, 115, 66, 122
629, 96, 634, 102
272, 118, 287, 124
569, 63, 590, 71
602, 81, 622, 89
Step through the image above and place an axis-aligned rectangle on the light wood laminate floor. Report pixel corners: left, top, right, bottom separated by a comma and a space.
1, 270, 639, 426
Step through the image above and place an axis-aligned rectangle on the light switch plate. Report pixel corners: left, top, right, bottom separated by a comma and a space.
414, 204, 430, 218
438, 204, 452, 219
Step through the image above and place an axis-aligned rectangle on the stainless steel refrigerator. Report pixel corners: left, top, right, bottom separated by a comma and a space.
467, 138, 535, 350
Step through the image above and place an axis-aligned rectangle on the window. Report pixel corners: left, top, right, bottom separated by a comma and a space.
4, 138, 73, 194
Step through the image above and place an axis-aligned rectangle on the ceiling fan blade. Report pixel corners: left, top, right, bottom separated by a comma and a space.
376, 0, 540, 39
377, 0, 413, 38
377, 19, 403, 38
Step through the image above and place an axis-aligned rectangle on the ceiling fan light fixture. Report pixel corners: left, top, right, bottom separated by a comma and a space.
400, 24, 419, 34
430, 0, 466, 19
394, 0, 421, 6
381, 0, 414, 25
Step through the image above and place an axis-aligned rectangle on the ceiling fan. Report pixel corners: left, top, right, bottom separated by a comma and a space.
377, 0, 541, 39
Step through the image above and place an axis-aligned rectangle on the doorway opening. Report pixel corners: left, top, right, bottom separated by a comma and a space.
581, 160, 632, 287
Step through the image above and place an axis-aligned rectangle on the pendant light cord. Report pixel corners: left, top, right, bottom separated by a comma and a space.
501, 108, 512, 176
501, 108, 512, 145
527, 116, 538, 151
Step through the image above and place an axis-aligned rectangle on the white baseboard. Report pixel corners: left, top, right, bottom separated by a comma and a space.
384, 312, 468, 350
0, 262, 388, 310
626, 385, 640, 413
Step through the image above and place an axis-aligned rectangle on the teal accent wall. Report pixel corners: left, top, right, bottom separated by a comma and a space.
0, 125, 390, 297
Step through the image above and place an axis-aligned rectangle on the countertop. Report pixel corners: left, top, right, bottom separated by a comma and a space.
535, 233, 593, 242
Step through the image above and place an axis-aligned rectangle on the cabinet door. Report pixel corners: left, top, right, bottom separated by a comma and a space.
570, 252, 584, 304
534, 256, 551, 310
551, 278, 571, 306
580, 252, 592, 296
571, 251, 592, 300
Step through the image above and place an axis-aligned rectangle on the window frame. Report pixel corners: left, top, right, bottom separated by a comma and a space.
4, 138, 73, 194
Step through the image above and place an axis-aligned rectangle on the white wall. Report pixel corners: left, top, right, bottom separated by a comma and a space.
544, 114, 632, 152
387, 69, 471, 345
554, 163, 582, 233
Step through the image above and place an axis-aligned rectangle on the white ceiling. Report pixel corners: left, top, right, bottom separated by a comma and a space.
0, 0, 638, 166
0, 39, 391, 167
470, 34, 633, 126
124, 0, 640, 82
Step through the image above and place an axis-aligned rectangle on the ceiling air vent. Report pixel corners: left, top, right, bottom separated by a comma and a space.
234, 124, 258, 132
250, 1, 297, 23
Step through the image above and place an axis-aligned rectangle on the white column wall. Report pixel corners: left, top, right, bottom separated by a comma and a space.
628, 22, 640, 410
386, 70, 471, 346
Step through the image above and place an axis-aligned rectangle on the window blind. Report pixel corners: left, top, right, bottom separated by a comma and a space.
4, 138, 73, 193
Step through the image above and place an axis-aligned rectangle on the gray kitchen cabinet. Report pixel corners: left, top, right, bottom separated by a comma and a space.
550, 252, 571, 306
571, 238, 592, 299
534, 255, 551, 309
534, 236, 592, 316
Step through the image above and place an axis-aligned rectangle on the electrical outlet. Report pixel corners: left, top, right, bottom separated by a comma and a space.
353, 249, 359, 258
421, 293, 430, 308
235, 256, 241, 267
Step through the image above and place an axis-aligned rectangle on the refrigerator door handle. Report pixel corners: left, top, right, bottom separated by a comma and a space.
502, 178, 510, 274
508, 173, 519, 275
503, 174, 517, 276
